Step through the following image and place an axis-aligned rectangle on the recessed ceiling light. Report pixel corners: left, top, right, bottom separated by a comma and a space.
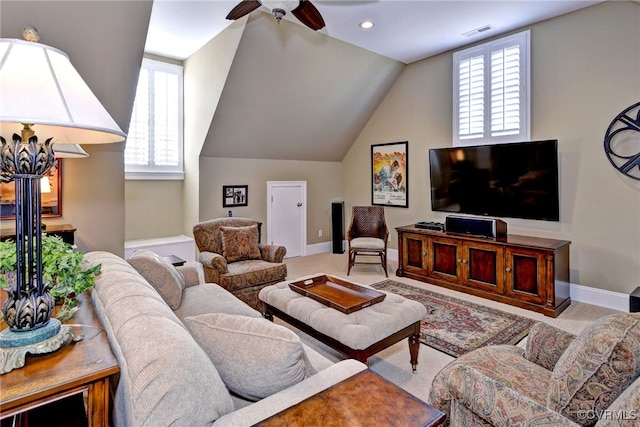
359, 20, 374, 30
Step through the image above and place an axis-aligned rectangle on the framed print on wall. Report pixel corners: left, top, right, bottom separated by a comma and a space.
1, 159, 62, 219
223, 185, 248, 207
371, 141, 408, 208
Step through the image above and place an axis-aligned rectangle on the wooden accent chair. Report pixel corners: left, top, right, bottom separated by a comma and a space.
347, 206, 389, 277
193, 218, 287, 310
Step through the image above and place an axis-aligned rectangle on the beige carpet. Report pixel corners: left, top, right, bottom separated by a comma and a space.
281, 252, 621, 403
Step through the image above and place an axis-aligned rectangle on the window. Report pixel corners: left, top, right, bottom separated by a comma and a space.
125, 58, 184, 179
453, 30, 530, 146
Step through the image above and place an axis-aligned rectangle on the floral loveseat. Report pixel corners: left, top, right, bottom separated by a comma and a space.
429, 313, 640, 426
193, 218, 287, 310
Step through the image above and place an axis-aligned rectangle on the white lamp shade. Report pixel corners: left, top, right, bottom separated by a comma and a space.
0, 38, 126, 144
52, 143, 89, 158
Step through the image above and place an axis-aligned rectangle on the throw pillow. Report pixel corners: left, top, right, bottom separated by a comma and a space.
548, 313, 640, 426
184, 313, 309, 401
128, 249, 186, 310
219, 225, 261, 262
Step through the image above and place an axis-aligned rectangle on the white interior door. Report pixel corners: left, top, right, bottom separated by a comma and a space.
267, 181, 306, 258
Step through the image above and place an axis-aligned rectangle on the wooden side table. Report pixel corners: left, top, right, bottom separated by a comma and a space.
254, 369, 445, 426
0, 223, 76, 245
163, 254, 186, 266
0, 292, 119, 427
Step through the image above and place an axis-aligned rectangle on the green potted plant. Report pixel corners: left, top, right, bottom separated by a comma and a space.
0, 235, 101, 321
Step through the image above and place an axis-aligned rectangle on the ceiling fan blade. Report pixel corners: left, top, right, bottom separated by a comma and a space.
291, 0, 325, 31
226, 0, 262, 20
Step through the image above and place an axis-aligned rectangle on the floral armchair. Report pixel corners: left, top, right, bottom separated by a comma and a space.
193, 218, 287, 310
429, 313, 640, 427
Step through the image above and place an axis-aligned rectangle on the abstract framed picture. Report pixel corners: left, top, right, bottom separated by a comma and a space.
223, 185, 248, 207
371, 141, 408, 208
1, 159, 62, 219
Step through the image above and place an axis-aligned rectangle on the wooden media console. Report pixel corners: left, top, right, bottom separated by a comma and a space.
396, 224, 571, 317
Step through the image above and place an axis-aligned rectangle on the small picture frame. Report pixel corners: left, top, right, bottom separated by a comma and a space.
223, 185, 248, 207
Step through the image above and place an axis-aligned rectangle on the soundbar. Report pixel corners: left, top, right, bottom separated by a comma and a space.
445, 216, 507, 239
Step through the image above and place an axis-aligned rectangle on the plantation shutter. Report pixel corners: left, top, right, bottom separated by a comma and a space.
458, 53, 485, 140
490, 43, 521, 137
125, 58, 184, 179
152, 71, 180, 166
453, 31, 529, 146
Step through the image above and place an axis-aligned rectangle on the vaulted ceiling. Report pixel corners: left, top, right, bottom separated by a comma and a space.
170, 2, 605, 162
199, 13, 404, 161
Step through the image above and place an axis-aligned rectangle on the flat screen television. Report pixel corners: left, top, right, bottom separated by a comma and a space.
429, 140, 560, 221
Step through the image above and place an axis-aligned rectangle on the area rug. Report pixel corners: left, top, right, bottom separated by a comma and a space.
370, 280, 536, 358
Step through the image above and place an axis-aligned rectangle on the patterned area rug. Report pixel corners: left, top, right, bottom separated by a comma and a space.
370, 280, 536, 358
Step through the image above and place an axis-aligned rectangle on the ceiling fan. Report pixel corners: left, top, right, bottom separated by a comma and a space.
226, 0, 325, 31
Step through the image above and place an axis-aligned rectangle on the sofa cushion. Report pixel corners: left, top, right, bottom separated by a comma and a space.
548, 313, 640, 425
220, 225, 262, 262
86, 251, 235, 426
174, 283, 262, 320
127, 249, 185, 309
184, 313, 309, 401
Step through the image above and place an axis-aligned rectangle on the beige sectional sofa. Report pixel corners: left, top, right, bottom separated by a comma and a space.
86, 250, 367, 427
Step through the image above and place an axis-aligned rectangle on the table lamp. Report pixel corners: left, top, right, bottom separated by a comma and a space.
0, 27, 125, 351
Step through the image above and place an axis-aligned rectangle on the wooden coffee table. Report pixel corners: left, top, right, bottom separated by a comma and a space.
254, 369, 445, 426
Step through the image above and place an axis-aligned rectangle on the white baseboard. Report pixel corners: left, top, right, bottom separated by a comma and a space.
307, 244, 630, 312
569, 283, 629, 312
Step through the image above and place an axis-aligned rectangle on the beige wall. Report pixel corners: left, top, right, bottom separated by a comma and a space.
125, 180, 184, 239
342, 1, 640, 294
199, 157, 342, 245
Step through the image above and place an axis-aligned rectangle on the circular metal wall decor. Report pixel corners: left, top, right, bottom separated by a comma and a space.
604, 101, 640, 181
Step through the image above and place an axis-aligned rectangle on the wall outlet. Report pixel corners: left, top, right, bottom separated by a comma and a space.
318, 229, 323, 237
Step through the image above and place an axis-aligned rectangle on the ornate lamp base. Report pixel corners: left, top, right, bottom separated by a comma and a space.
0, 319, 82, 374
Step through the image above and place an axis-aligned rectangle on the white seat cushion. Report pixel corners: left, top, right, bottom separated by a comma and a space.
350, 237, 385, 250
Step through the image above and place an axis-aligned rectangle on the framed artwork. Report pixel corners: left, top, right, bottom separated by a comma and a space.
1, 159, 62, 219
371, 141, 408, 208
223, 185, 248, 207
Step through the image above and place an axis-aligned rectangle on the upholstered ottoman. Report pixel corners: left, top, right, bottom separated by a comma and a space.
259, 276, 427, 371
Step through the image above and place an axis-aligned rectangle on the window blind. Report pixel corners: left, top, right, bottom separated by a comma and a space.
125, 58, 183, 179
453, 31, 530, 146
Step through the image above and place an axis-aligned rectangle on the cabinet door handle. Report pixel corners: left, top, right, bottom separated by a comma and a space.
505, 267, 512, 272
462, 259, 468, 264
457, 258, 462, 263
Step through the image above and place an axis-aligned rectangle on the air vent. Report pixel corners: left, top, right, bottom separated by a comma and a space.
462, 25, 493, 38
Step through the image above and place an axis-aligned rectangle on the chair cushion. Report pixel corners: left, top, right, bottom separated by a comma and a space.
127, 249, 185, 310
184, 313, 309, 401
548, 313, 640, 425
220, 225, 262, 262
350, 237, 385, 250
221, 260, 287, 291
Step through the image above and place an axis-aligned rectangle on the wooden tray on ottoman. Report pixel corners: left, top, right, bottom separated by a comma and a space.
288, 275, 385, 314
